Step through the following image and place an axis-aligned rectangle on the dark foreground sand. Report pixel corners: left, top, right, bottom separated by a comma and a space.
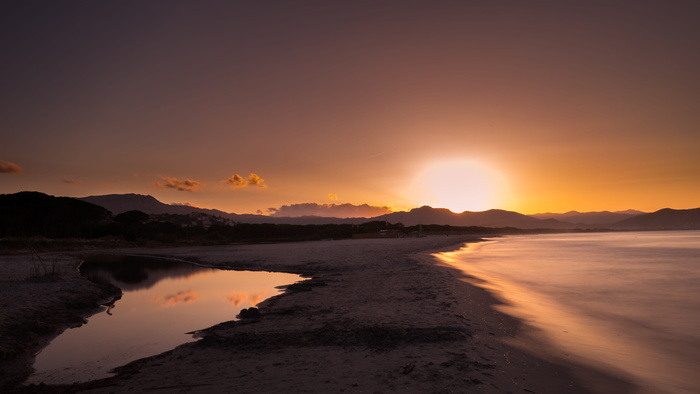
1, 237, 635, 393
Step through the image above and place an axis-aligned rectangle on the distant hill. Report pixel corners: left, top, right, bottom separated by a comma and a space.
79, 194, 230, 216
530, 210, 645, 225
611, 208, 700, 230
381, 206, 577, 229
1, 191, 111, 238
76, 193, 700, 230
80, 194, 575, 228
79, 194, 362, 225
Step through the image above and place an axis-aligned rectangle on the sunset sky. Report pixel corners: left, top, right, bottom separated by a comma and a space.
2, 1, 698, 215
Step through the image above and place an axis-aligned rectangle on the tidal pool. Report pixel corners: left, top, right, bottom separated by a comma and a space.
27, 255, 300, 385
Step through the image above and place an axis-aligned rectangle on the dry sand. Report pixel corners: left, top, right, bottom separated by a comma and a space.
1, 236, 634, 393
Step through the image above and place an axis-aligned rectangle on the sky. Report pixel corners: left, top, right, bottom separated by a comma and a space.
2, 0, 699, 216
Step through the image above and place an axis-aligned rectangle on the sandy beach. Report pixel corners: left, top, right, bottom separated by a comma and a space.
1, 236, 633, 393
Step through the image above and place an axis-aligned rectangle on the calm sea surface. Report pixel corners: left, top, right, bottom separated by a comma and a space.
27, 255, 300, 385
438, 231, 700, 394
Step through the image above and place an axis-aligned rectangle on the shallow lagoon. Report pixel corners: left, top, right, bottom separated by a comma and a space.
28, 255, 300, 385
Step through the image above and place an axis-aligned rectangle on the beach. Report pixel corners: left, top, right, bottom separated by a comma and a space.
1, 237, 630, 393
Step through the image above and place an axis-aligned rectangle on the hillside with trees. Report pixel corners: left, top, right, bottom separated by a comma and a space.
0, 191, 111, 238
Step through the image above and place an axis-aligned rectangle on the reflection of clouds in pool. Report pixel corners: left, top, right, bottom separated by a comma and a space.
152, 290, 202, 307
249, 291, 267, 305
226, 291, 268, 306
226, 293, 245, 306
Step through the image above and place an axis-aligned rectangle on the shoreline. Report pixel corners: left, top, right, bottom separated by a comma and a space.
2, 237, 632, 393
0, 254, 121, 389
433, 241, 640, 394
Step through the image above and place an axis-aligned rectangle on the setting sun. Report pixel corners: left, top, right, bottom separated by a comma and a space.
411, 160, 507, 213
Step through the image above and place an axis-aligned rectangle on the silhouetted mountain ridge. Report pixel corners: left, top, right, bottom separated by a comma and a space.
79, 194, 579, 228
80, 194, 229, 216
529, 210, 645, 225
0, 192, 689, 230
380, 206, 568, 228
612, 208, 700, 230
79, 194, 362, 225
1, 191, 111, 237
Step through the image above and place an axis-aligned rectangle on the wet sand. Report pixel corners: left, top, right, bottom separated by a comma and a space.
1, 237, 633, 393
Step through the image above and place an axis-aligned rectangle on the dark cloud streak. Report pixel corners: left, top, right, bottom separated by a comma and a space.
0, 160, 24, 174
154, 176, 203, 192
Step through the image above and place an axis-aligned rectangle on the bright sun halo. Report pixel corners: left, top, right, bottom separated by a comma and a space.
415, 160, 505, 213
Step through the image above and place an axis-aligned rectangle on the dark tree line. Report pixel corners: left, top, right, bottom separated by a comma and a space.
0, 191, 111, 238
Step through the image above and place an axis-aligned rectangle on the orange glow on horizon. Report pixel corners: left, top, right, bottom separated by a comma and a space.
2, 2, 698, 216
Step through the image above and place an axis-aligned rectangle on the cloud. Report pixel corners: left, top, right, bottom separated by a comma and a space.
225, 174, 246, 187
328, 193, 338, 200
154, 176, 203, 192
270, 203, 393, 218
152, 290, 201, 308
172, 202, 201, 208
62, 179, 82, 185
224, 173, 267, 188
0, 160, 24, 174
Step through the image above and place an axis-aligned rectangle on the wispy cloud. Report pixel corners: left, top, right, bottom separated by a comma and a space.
62, 179, 82, 185
154, 176, 203, 192
0, 160, 24, 174
172, 202, 201, 208
224, 173, 267, 188
328, 193, 338, 200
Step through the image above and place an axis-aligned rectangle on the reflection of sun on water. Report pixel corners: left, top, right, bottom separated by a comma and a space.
411, 160, 507, 213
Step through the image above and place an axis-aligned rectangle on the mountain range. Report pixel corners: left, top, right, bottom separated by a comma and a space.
78, 193, 700, 230
529, 210, 645, 225
79, 194, 363, 225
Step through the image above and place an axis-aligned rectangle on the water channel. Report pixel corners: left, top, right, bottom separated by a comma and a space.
27, 255, 301, 385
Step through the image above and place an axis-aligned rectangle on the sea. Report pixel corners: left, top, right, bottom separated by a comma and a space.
437, 230, 700, 394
